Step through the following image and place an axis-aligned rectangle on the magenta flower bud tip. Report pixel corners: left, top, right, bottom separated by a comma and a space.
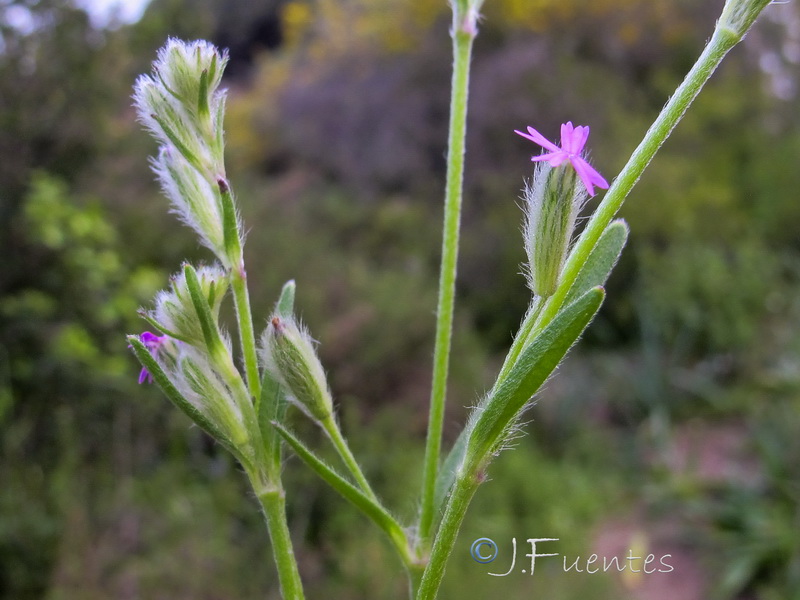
515, 122, 609, 197
132, 331, 168, 384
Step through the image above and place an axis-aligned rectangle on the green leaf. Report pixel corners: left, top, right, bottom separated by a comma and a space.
136, 310, 191, 343
183, 263, 221, 354
465, 287, 605, 470
564, 219, 628, 307
149, 112, 204, 174
276, 280, 296, 318
273, 422, 411, 562
258, 368, 287, 473
217, 178, 241, 265
433, 426, 469, 525
197, 68, 209, 117
256, 279, 295, 463
127, 335, 247, 466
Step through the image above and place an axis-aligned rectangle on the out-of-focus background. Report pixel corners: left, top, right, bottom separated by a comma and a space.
1, 0, 799, 598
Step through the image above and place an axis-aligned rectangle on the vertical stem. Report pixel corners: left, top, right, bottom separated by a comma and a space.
407, 563, 426, 600
419, 22, 476, 547
258, 487, 306, 600
416, 473, 480, 600
218, 178, 261, 402
232, 267, 262, 401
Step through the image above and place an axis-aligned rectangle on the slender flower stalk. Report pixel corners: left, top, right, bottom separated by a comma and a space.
419, 3, 478, 550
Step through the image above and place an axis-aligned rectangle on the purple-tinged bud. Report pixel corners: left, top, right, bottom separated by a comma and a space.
260, 316, 333, 422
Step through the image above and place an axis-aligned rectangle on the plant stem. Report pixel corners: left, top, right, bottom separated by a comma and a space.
232, 267, 262, 401
417, 26, 745, 600
419, 21, 476, 548
407, 562, 427, 600
322, 415, 379, 501
416, 473, 480, 600
257, 486, 306, 600
529, 28, 740, 340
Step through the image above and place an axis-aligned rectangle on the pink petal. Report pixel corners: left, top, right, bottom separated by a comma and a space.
571, 156, 609, 197
560, 122, 575, 151
515, 127, 561, 153
572, 125, 590, 154
531, 150, 568, 166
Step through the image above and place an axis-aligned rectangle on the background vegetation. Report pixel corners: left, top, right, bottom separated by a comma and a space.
1, 0, 799, 598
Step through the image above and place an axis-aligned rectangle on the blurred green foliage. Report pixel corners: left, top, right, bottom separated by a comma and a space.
1, 0, 800, 598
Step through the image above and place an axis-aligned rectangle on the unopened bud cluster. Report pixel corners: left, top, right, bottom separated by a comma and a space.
133, 39, 240, 266
145, 263, 228, 345
523, 161, 586, 298
260, 316, 333, 423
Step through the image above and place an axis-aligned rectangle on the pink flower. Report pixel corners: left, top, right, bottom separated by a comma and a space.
132, 331, 168, 384
515, 122, 609, 197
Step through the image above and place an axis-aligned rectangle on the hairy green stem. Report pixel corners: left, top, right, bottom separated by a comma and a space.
419, 23, 476, 548
417, 25, 747, 600
257, 486, 306, 600
232, 267, 262, 401
416, 473, 480, 600
322, 415, 379, 501
407, 563, 426, 600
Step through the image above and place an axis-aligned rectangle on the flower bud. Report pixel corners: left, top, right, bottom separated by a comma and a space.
523, 160, 587, 298
152, 147, 227, 262
154, 39, 227, 117
260, 316, 333, 422
176, 344, 251, 453
146, 263, 228, 345
718, 0, 772, 39
133, 38, 228, 176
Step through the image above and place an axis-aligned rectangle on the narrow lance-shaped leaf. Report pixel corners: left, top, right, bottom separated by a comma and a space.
272, 422, 412, 564
183, 263, 222, 354
258, 369, 285, 473
258, 280, 298, 474
216, 177, 241, 266
465, 287, 605, 470
137, 310, 191, 343
197, 68, 209, 117
149, 111, 205, 174
256, 280, 295, 433
276, 279, 296, 318
563, 219, 628, 307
